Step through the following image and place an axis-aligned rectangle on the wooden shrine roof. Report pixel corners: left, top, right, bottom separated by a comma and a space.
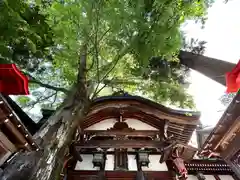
82, 95, 201, 144
1, 95, 39, 135
0, 94, 39, 151
200, 91, 240, 154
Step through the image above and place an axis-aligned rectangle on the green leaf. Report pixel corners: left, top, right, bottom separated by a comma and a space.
16, 96, 31, 106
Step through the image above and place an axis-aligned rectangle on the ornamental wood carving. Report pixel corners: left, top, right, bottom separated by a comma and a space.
168, 146, 189, 180
74, 140, 170, 149
160, 143, 175, 163
84, 130, 159, 137
107, 122, 135, 132
81, 96, 200, 145
173, 157, 187, 179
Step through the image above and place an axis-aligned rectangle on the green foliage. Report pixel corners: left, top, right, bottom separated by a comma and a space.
16, 96, 31, 106
8, 0, 210, 114
0, 0, 54, 72
37, 0, 207, 108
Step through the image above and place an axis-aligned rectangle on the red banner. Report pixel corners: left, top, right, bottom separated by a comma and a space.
0, 64, 29, 95
226, 60, 240, 93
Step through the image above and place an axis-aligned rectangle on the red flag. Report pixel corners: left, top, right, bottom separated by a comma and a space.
226, 60, 240, 93
0, 64, 29, 95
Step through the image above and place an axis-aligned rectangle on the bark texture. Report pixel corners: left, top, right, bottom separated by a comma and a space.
0, 152, 40, 180
1, 45, 89, 180
179, 51, 237, 86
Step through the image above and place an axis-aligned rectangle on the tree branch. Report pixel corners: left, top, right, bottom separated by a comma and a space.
50, 92, 58, 107
76, 45, 88, 88
64, 43, 89, 110
91, 4, 101, 98
91, 83, 108, 99
25, 72, 70, 93
86, 28, 110, 72
98, 28, 111, 43
90, 35, 137, 98
99, 33, 138, 81
26, 91, 57, 111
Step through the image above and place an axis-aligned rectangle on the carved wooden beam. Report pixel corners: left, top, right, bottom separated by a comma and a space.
85, 130, 159, 137
74, 140, 171, 149
82, 107, 197, 144
160, 143, 175, 163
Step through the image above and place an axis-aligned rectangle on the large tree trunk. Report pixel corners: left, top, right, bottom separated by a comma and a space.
179, 51, 237, 86
0, 45, 89, 180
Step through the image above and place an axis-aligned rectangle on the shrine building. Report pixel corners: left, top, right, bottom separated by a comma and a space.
0, 92, 240, 180
64, 93, 240, 180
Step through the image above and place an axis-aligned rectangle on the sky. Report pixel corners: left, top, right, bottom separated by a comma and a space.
184, 0, 240, 127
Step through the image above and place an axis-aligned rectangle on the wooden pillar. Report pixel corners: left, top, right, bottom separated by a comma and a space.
101, 152, 107, 171
135, 171, 147, 180
166, 160, 177, 180
97, 171, 106, 180
136, 151, 141, 171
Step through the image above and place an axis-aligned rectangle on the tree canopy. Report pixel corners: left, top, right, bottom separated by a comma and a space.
0, 0, 54, 71
7, 0, 210, 117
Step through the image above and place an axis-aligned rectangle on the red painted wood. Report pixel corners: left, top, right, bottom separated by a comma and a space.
67, 170, 172, 180
0, 64, 29, 95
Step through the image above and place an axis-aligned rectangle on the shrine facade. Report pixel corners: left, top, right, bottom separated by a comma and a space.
0, 92, 239, 180
64, 95, 238, 180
